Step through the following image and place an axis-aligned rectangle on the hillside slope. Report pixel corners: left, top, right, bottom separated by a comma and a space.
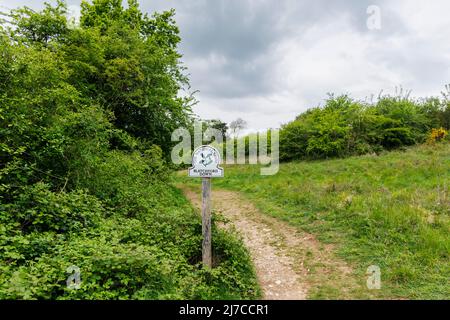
203, 143, 449, 299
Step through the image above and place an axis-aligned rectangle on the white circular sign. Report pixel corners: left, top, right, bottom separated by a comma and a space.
188, 145, 224, 178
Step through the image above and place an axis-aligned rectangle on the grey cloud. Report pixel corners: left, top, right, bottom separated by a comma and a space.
141, 0, 413, 101
4, 0, 450, 130
4, 0, 411, 101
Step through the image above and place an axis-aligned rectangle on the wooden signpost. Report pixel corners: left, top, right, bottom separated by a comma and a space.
189, 146, 224, 268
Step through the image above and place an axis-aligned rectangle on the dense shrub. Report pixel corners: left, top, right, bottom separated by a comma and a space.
0, 187, 259, 299
0, 1, 259, 299
280, 94, 450, 161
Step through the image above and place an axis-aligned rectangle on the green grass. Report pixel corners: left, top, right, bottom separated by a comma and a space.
178, 143, 450, 299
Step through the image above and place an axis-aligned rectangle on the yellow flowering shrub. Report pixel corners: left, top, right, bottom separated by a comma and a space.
428, 127, 449, 143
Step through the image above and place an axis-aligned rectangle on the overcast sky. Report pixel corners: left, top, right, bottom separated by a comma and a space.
2, 1, 450, 132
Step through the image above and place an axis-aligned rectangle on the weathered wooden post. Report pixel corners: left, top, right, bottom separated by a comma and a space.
201, 177, 212, 267
188, 146, 224, 268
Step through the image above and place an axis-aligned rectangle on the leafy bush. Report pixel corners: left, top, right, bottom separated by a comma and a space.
5, 183, 103, 234
0, 1, 259, 300
0, 183, 260, 299
280, 93, 450, 161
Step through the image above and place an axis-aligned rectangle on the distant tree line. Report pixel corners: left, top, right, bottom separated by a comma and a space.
203, 91, 450, 163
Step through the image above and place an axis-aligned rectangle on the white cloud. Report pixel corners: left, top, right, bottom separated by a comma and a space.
274, 13, 405, 101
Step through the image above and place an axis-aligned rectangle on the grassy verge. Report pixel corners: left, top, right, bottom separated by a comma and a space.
178, 143, 449, 299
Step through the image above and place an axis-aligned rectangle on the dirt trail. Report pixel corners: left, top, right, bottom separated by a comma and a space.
181, 187, 314, 299
180, 185, 364, 300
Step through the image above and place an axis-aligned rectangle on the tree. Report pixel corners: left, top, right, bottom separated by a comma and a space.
1, 0, 196, 190
9, 0, 69, 45
229, 118, 247, 138
204, 119, 228, 140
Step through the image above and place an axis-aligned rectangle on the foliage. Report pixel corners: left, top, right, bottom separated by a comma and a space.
203, 119, 229, 141
280, 93, 450, 161
0, 1, 259, 300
